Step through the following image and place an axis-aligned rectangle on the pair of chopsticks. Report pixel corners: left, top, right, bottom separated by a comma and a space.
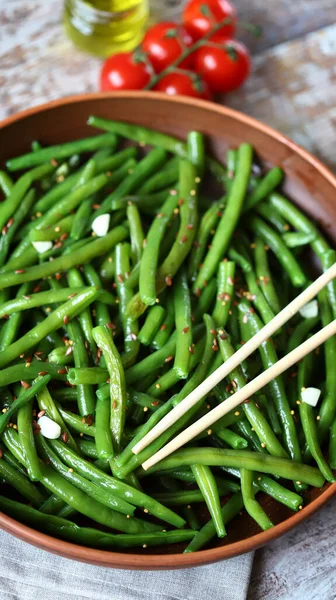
133, 262, 336, 471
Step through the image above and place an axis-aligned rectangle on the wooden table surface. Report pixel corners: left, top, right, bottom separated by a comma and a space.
0, 2, 335, 599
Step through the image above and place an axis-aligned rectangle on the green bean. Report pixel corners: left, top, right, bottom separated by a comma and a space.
127, 203, 144, 265
253, 237, 281, 314
193, 144, 252, 292
147, 448, 324, 487
39, 493, 70, 516
125, 333, 176, 385
49, 439, 185, 528
68, 269, 96, 354
269, 192, 329, 256
0, 496, 195, 549
0, 283, 31, 351
0, 375, 50, 435
188, 200, 223, 283
212, 261, 235, 327
92, 325, 126, 451
139, 157, 179, 194
191, 464, 225, 537
0, 171, 14, 197
127, 159, 197, 320
232, 419, 266, 453
282, 231, 317, 248
153, 480, 235, 507
151, 298, 175, 349
139, 193, 178, 305
67, 367, 108, 385
214, 426, 248, 449
244, 167, 283, 212
238, 300, 301, 463
115, 243, 140, 368
299, 397, 334, 483
70, 197, 94, 241
329, 418, 336, 469
247, 216, 306, 287
0, 286, 114, 318
96, 148, 167, 214
188, 131, 205, 176
317, 288, 336, 440
0, 164, 54, 232
95, 392, 115, 460
0, 225, 128, 288
6, 133, 118, 171
36, 386, 78, 452
256, 202, 288, 233
321, 249, 336, 321
57, 406, 96, 437
51, 387, 78, 403
68, 319, 96, 418
0, 459, 44, 507
241, 468, 273, 530
99, 253, 115, 282
0, 190, 36, 267
36, 435, 135, 515
288, 317, 319, 352
184, 492, 244, 553
30, 215, 74, 242
218, 331, 287, 456
76, 439, 99, 459
117, 316, 216, 478
193, 278, 217, 323
138, 306, 166, 346
0, 287, 99, 369
48, 346, 74, 365
17, 399, 43, 481
88, 116, 188, 157
173, 269, 192, 379
1, 445, 27, 477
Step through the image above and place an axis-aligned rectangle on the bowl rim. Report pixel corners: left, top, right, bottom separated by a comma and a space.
0, 91, 335, 569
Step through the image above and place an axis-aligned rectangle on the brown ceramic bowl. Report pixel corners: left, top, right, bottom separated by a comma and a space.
0, 92, 335, 569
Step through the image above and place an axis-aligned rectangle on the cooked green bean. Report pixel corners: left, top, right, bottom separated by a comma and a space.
241, 468, 274, 530
212, 261, 235, 327
173, 269, 192, 379
138, 305, 166, 346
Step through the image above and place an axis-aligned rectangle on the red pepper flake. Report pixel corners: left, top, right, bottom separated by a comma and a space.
63, 315, 69, 325
20, 380, 30, 389
58, 368, 67, 375
249, 307, 255, 314
227, 276, 234, 286
37, 410, 46, 418
92, 203, 101, 210
33, 285, 41, 293
242, 399, 251, 404
81, 417, 86, 424
165, 275, 172, 286
61, 432, 69, 443
106, 378, 110, 384
195, 288, 201, 298
55, 272, 62, 281
186, 223, 194, 230
6, 217, 13, 228
2, 226, 8, 236
212, 344, 219, 352
216, 211, 223, 218
156, 212, 164, 219
188, 345, 194, 354
50, 159, 58, 167
180, 235, 188, 244
193, 241, 200, 248
35, 351, 43, 356
106, 322, 116, 329
15, 269, 25, 274
151, 401, 160, 407
165, 355, 174, 363
2, 314, 9, 320
112, 401, 117, 410
203, 280, 208, 287
182, 327, 189, 334
33, 424, 41, 436
38, 371, 48, 376
0, 448, 3, 459
60, 233, 68, 241
219, 333, 227, 341
210, 329, 217, 335
160, 324, 167, 332
178, 198, 184, 206
87, 415, 93, 427
117, 274, 124, 283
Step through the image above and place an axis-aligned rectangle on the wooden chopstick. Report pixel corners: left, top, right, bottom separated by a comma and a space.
132, 262, 336, 461
141, 319, 336, 470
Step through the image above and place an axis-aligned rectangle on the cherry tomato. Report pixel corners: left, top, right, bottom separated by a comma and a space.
142, 22, 193, 73
154, 72, 212, 100
183, 0, 236, 42
100, 52, 151, 92
194, 39, 251, 93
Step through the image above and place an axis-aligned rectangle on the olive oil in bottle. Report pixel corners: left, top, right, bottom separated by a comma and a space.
63, 0, 149, 57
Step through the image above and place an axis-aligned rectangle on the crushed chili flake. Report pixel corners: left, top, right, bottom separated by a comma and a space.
182, 327, 189, 334
61, 432, 69, 443
63, 315, 69, 325
165, 276, 173, 286
20, 380, 30, 389
15, 269, 25, 274
160, 324, 167, 332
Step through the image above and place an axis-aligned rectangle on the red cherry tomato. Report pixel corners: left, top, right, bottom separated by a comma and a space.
194, 40, 251, 93
154, 72, 212, 100
100, 52, 151, 91
183, 0, 236, 42
142, 22, 193, 73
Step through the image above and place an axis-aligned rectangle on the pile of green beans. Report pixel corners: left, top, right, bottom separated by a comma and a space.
0, 117, 334, 554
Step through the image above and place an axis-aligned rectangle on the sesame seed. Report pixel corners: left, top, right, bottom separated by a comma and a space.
143, 407, 149, 412
170, 189, 177, 195
127, 514, 131, 519
257, 477, 262, 481
142, 544, 147, 548
234, 411, 240, 416
296, 481, 301, 485
144, 508, 149, 513
290, 410, 295, 415
68, 468, 74, 473
299, 505, 303, 510
190, 189, 196, 196
316, 415, 321, 421
261, 443, 266, 448
155, 384, 161, 389
207, 429, 212, 435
